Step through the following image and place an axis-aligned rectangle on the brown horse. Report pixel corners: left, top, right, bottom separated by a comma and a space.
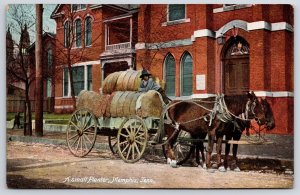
163, 92, 275, 170
221, 98, 275, 171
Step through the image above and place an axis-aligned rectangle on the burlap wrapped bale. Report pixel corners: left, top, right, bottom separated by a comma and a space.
105, 91, 142, 117
103, 92, 116, 117
139, 90, 164, 118
115, 70, 142, 92
102, 72, 122, 94
76, 90, 109, 117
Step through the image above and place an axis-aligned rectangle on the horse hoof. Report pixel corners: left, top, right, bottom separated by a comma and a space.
202, 164, 207, 169
207, 168, 215, 173
218, 166, 226, 172
170, 160, 178, 168
167, 158, 171, 164
234, 167, 241, 172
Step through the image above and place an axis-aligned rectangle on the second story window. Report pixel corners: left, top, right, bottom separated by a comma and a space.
64, 21, 70, 48
85, 17, 92, 46
168, 4, 186, 22
47, 48, 52, 68
75, 19, 82, 47
72, 4, 87, 12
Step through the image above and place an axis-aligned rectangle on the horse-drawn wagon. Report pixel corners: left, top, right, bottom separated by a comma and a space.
66, 70, 166, 163
66, 69, 275, 170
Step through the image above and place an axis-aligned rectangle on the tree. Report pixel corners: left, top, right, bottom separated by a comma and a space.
6, 4, 35, 136
52, 4, 102, 109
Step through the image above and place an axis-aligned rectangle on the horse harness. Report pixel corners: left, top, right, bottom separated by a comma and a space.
165, 94, 258, 131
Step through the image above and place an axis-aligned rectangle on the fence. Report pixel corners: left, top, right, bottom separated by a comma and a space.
7, 97, 54, 113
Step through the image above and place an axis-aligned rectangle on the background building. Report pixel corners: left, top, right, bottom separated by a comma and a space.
51, 4, 294, 134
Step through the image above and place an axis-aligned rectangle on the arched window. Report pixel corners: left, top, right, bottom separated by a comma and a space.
164, 54, 176, 96
85, 17, 92, 46
64, 21, 70, 47
181, 52, 193, 96
75, 19, 82, 47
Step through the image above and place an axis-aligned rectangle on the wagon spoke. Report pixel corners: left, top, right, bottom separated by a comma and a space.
133, 142, 141, 156
75, 136, 81, 153
121, 143, 130, 154
68, 133, 79, 141
70, 135, 80, 148
126, 145, 132, 160
82, 135, 89, 152
119, 140, 129, 145
135, 140, 145, 146
82, 115, 91, 130
125, 127, 131, 135
135, 133, 146, 139
83, 134, 93, 144
132, 144, 135, 159
83, 123, 94, 132
120, 133, 129, 138
135, 126, 142, 136
70, 120, 80, 131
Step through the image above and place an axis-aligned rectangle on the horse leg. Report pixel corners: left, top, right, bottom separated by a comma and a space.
206, 132, 215, 170
231, 132, 242, 172
224, 134, 232, 170
166, 128, 180, 168
216, 133, 226, 172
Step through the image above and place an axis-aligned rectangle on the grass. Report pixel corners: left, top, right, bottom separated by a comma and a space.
7, 112, 71, 121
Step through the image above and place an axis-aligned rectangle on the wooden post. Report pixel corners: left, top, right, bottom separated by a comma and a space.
35, 4, 43, 137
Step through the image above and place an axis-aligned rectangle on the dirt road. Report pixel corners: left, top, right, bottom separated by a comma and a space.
6, 141, 293, 189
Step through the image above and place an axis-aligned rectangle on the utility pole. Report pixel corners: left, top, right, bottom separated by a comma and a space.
35, 4, 43, 137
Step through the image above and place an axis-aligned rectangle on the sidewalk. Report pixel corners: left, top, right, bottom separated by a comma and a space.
6, 128, 294, 161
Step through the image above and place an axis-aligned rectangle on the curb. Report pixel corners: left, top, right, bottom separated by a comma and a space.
7, 134, 293, 165
7, 135, 110, 151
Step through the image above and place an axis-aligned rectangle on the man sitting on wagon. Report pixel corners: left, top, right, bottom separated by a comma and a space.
138, 69, 170, 105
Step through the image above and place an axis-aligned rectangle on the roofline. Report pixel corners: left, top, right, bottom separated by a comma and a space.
50, 4, 137, 19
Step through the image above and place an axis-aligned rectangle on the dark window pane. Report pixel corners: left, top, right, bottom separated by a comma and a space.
47, 49, 52, 68
64, 22, 70, 47
85, 17, 92, 46
72, 66, 84, 96
75, 19, 81, 47
63, 69, 69, 96
165, 55, 176, 96
169, 4, 185, 21
182, 54, 193, 96
87, 65, 92, 90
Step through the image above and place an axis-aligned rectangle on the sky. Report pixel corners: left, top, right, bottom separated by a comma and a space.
6, 4, 57, 44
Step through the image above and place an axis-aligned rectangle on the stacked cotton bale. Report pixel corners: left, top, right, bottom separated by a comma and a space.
107, 91, 142, 117
76, 90, 110, 118
139, 90, 163, 118
102, 70, 142, 94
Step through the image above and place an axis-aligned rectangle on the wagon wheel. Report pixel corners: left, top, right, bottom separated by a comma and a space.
66, 108, 97, 157
108, 135, 118, 154
117, 116, 148, 163
162, 131, 193, 165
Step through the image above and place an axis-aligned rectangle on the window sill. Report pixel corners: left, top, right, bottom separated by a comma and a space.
162, 18, 190, 27
71, 46, 83, 50
213, 4, 252, 13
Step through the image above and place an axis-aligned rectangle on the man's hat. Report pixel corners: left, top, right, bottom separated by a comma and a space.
140, 69, 152, 78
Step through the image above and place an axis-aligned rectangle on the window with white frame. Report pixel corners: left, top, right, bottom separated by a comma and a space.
64, 21, 70, 48
164, 54, 176, 96
72, 4, 87, 12
85, 17, 92, 46
75, 19, 82, 47
72, 66, 84, 96
63, 65, 93, 97
168, 4, 186, 22
181, 52, 193, 96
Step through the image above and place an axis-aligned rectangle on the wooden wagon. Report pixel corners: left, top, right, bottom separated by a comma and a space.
66, 70, 165, 163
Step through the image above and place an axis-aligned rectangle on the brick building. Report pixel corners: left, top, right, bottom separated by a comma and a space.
51, 4, 294, 134
51, 4, 138, 113
27, 32, 56, 112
